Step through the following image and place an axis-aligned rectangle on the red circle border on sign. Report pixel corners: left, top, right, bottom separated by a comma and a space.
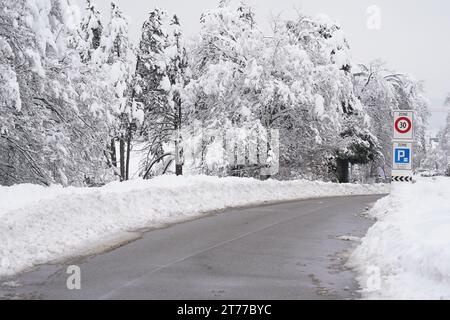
395, 117, 412, 134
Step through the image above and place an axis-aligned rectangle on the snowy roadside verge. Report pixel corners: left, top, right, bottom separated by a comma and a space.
348, 177, 450, 300
0, 175, 388, 278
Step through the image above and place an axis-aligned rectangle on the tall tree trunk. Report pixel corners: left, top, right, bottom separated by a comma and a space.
260, 126, 273, 180
337, 159, 350, 183
119, 136, 125, 181
174, 97, 183, 176
125, 127, 132, 180
110, 138, 117, 169
175, 137, 182, 176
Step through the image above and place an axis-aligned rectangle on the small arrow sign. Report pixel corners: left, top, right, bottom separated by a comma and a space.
392, 176, 413, 182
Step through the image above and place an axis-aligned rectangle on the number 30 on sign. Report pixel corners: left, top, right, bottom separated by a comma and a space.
393, 111, 414, 140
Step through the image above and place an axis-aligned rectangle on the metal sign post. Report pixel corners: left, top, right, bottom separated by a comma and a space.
392, 111, 414, 182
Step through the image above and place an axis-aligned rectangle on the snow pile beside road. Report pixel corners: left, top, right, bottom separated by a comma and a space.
0, 175, 388, 278
0, 184, 91, 219
349, 177, 450, 300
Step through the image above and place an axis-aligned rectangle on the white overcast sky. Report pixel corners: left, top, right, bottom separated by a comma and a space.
75, 0, 450, 132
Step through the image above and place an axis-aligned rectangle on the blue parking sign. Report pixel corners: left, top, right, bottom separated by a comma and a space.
394, 148, 410, 164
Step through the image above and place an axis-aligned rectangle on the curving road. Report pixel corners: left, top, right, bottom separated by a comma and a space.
0, 194, 384, 300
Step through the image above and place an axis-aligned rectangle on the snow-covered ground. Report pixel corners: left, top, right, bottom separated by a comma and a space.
349, 177, 450, 300
0, 176, 387, 278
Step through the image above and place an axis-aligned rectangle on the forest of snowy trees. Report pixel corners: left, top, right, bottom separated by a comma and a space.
421, 93, 450, 176
0, 0, 433, 187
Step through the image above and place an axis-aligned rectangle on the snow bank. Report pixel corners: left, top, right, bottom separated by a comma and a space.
0, 176, 388, 278
349, 177, 450, 299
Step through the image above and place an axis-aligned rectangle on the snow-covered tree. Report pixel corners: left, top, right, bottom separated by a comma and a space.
164, 15, 190, 176
134, 8, 169, 173
0, 0, 431, 185
423, 96, 450, 175
0, 0, 115, 186
433, 111, 450, 175
134, 9, 189, 178
352, 61, 400, 179
185, 2, 270, 175
96, 2, 139, 181
271, 13, 379, 181
354, 61, 430, 177
73, 0, 103, 62
187, 2, 264, 123
184, 3, 380, 181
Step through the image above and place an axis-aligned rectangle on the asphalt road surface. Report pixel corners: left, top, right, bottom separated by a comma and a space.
0, 194, 385, 300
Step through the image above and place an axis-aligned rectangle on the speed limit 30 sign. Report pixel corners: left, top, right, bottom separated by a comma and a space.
393, 111, 414, 140
392, 110, 414, 183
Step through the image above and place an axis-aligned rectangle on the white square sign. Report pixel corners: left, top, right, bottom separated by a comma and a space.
393, 111, 414, 140
392, 141, 413, 182
392, 142, 413, 171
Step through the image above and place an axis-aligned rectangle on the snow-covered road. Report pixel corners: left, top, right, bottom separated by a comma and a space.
0, 176, 388, 279
0, 194, 383, 300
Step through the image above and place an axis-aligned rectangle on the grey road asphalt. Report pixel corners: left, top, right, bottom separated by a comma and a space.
0, 194, 385, 300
